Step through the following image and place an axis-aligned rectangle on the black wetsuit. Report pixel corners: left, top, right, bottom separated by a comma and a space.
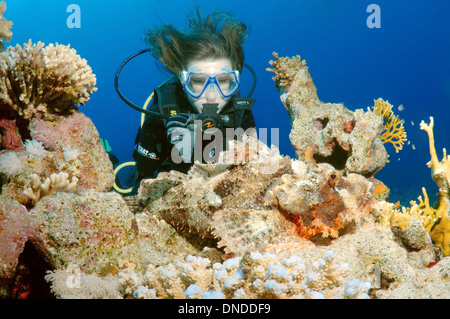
133, 78, 256, 180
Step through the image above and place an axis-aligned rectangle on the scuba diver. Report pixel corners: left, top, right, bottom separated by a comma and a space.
114, 8, 257, 194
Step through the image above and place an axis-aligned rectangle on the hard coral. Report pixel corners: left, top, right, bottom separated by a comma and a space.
266, 52, 305, 91
116, 251, 369, 299
372, 98, 407, 153
0, 1, 12, 52
0, 40, 97, 122
137, 136, 374, 256
374, 117, 450, 256
419, 117, 450, 255
23, 172, 78, 205
268, 53, 389, 177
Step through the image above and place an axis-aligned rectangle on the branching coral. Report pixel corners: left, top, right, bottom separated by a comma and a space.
117, 251, 370, 299
372, 98, 407, 153
0, 40, 97, 121
266, 52, 306, 91
0, 1, 13, 52
374, 117, 450, 256
419, 117, 450, 255
23, 172, 78, 205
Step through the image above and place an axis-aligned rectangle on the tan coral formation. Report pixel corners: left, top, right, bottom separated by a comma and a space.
23, 172, 78, 205
267, 52, 389, 177
0, 1, 12, 52
0, 40, 97, 121
111, 251, 369, 299
137, 134, 375, 256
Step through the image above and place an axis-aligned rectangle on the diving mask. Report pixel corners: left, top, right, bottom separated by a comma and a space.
181, 70, 240, 99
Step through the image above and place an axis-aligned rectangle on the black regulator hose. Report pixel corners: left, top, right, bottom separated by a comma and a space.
114, 48, 170, 118
243, 63, 257, 98
114, 48, 257, 117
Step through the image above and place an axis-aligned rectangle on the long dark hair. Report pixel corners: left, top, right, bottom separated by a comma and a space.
143, 7, 250, 76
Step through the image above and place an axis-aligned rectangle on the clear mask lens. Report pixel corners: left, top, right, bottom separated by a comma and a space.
182, 71, 240, 98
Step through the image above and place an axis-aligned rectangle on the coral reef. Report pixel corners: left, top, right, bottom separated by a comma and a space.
373, 117, 450, 257
113, 251, 369, 299
0, 40, 97, 122
0, 1, 12, 52
0, 112, 114, 205
43, 212, 450, 299
372, 98, 407, 153
267, 52, 389, 177
136, 134, 374, 256
2, 45, 450, 300
380, 120, 449, 257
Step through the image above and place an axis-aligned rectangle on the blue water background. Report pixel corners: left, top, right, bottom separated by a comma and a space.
5, 0, 450, 203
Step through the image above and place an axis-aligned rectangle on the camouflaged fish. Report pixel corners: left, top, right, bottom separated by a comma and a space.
134, 135, 375, 256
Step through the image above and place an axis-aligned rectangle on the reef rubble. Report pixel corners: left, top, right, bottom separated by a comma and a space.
0, 36, 449, 299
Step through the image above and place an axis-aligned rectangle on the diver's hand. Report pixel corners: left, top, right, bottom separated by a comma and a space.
166, 113, 192, 144
166, 113, 197, 163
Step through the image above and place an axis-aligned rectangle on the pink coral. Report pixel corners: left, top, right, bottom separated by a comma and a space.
29, 112, 114, 192
0, 195, 49, 297
0, 116, 23, 151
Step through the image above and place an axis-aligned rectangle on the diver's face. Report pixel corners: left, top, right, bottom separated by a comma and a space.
183, 58, 234, 113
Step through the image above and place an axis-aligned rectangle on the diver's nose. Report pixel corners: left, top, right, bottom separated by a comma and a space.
205, 83, 217, 102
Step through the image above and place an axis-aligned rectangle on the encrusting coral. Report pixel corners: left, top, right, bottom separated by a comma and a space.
0, 40, 97, 122
0, 1, 12, 52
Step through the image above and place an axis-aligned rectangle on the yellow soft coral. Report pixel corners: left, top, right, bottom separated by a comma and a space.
372, 98, 407, 153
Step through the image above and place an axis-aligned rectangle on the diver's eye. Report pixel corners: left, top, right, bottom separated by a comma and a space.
217, 75, 231, 89
192, 79, 204, 85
